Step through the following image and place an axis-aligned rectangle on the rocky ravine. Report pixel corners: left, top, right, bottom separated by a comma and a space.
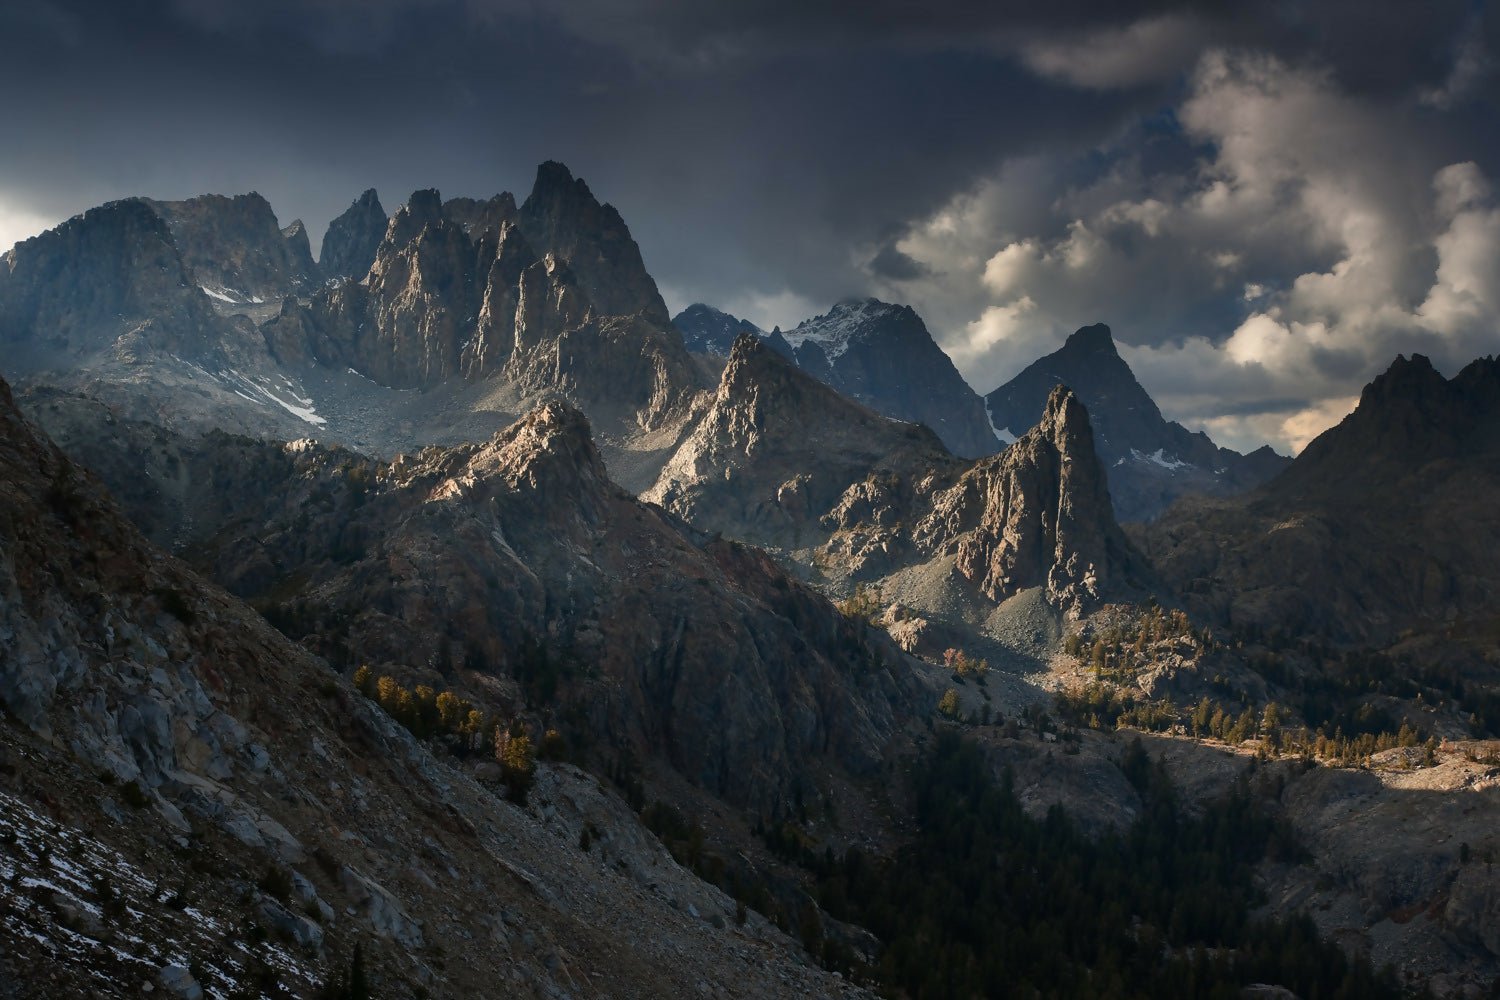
0, 369, 884, 999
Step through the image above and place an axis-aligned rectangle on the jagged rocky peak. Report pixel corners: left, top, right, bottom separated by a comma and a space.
443, 192, 517, 238
146, 191, 318, 304
782, 297, 899, 359
1266, 352, 1500, 503
674, 302, 764, 355
782, 298, 1000, 458
280, 218, 312, 264
680, 299, 999, 459
0, 199, 224, 367
319, 187, 387, 280
1142, 351, 1500, 643
986, 322, 1289, 523
518, 160, 671, 323
382, 187, 447, 251
918, 384, 1152, 617
469, 399, 614, 528
645, 331, 955, 545
1060, 321, 1117, 355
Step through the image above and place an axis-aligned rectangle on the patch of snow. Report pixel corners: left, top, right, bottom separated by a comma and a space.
198, 285, 237, 303
222, 370, 327, 426
252, 383, 326, 426
780, 298, 896, 362
1130, 448, 1192, 471
985, 401, 1017, 447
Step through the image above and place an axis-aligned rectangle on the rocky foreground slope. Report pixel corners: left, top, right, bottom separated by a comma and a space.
20, 381, 940, 819
0, 370, 897, 998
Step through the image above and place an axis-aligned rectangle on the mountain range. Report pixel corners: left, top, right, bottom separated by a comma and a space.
5, 161, 1500, 997
675, 299, 1000, 459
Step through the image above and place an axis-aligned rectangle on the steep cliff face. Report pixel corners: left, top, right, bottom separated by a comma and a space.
985, 324, 1289, 522
645, 332, 958, 547
266, 176, 702, 438
318, 187, 387, 280
518, 161, 672, 325
147, 192, 319, 305
781, 299, 999, 459
0, 199, 244, 369
330, 207, 485, 386
442, 192, 517, 239
911, 386, 1153, 617
1139, 354, 1500, 642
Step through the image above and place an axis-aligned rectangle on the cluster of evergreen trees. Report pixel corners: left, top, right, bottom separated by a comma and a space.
788, 730, 1417, 999
1063, 602, 1220, 680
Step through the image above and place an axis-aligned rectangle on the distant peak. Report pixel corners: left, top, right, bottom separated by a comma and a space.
830, 296, 898, 314
535, 160, 575, 186
1359, 352, 1446, 409
405, 188, 442, 219
1385, 352, 1437, 376
1062, 323, 1117, 355
354, 188, 382, 210
529, 161, 592, 204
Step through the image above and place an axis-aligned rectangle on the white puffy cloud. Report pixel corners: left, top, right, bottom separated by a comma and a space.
886, 44, 1500, 455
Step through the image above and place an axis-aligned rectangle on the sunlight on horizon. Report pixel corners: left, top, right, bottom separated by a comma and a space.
0, 197, 62, 254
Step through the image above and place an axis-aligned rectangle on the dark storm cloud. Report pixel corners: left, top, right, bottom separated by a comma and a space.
869, 244, 931, 282
1, 0, 1497, 452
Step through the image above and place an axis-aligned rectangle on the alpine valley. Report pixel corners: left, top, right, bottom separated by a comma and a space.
3, 162, 1500, 1000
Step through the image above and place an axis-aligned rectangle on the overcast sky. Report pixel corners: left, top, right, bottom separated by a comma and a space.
2, 1, 1497, 452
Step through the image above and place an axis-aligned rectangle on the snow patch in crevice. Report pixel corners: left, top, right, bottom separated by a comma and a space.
985, 401, 1017, 447
223, 369, 328, 426
199, 285, 264, 306
1130, 448, 1192, 471
198, 285, 237, 303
